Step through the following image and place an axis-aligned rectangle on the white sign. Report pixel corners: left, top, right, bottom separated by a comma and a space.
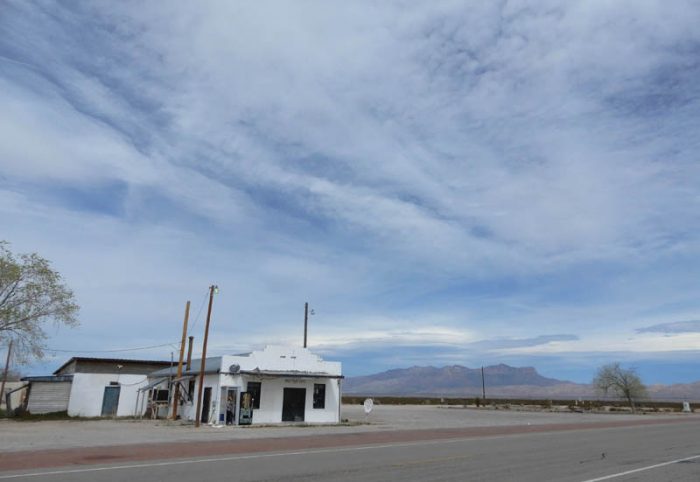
363, 398, 374, 415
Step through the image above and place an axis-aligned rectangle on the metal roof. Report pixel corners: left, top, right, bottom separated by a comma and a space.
149, 357, 222, 377
137, 377, 169, 392
22, 375, 74, 382
53, 357, 171, 375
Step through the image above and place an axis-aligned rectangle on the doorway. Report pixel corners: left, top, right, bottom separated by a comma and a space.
282, 387, 306, 422
219, 387, 237, 425
201, 387, 212, 423
101, 386, 121, 416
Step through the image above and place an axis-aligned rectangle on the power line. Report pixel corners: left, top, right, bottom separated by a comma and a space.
46, 342, 179, 354
188, 289, 210, 335
46, 288, 211, 356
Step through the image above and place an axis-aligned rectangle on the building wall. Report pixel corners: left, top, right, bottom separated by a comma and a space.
68, 373, 149, 417
179, 374, 340, 424
1, 381, 27, 411
304, 378, 341, 424
221, 346, 342, 377
176, 373, 221, 423
247, 377, 340, 424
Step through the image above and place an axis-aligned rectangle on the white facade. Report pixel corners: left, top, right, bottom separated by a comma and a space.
154, 345, 343, 425
67, 373, 150, 417
33, 357, 173, 417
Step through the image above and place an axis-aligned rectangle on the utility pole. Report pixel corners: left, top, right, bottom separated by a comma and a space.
186, 336, 194, 371
303, 302, 309, 348
481, 365, 486, 401
195, 285, 218, 428
0, 340, 13, 408
171, 300, 190, 420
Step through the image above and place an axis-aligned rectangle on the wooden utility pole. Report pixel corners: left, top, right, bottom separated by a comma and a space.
171, 301, 190, 420
481, 366, 486, 400
303, 302, 309, 348
0, 340, 13, 408
195, 285, 217, 428
186, 336, 194, 371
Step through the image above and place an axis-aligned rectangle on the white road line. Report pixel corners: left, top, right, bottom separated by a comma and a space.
581, 454, 700, 482
0, 436, 489, 480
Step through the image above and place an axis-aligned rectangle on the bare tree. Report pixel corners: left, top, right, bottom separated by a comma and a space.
0, 241, 79, 362
594, 362, 647, 412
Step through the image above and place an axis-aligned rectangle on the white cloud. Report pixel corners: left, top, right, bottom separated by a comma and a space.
1, 1, 700, 379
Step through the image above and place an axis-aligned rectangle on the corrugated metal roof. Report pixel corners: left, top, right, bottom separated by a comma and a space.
137, 377, 169, 392
22, 375, 74, 382
149, 357, 222, 377
53, 357, 171, 375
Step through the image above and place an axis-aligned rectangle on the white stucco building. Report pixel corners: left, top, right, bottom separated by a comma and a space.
146, 345, 343, 425
23, 358, 171, 416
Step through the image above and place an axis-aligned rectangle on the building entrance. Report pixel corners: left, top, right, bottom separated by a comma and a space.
282, 387, 306, 422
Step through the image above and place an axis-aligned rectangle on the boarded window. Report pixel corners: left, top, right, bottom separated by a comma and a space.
247, 382, 261, 409
313, 383, 325, 409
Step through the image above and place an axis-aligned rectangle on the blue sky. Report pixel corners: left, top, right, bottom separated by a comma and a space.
1, 1, 700, 384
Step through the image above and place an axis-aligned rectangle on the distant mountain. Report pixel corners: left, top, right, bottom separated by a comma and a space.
647, 381, 700, 401
344, 364, 700, 401
344, 364, 572, 397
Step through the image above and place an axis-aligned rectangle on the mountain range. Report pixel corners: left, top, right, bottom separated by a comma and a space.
344, 364, 700, 401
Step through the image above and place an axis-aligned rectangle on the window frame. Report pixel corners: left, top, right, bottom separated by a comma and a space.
313, 383, 326, 409
247, 381, 261, 409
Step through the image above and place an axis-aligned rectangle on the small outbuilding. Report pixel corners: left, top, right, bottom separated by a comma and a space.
23, 357, 171, 416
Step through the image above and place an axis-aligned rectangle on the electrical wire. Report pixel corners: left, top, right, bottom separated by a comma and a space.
46, 342, 179, 353
188, 288, 210, 335
46, 288, 210, 356
117, 376, 148, 386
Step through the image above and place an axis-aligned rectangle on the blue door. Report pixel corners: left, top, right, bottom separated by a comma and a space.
101, 386, 121, 416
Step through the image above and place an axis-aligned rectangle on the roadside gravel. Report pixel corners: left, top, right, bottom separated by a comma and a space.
0, 404, 692, 453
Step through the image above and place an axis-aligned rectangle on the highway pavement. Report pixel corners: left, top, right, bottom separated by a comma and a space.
1, 419, 699, 481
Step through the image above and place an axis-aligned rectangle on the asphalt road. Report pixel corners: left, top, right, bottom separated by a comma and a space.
2, 421, 699, 481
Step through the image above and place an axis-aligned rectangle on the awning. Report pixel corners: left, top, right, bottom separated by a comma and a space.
171, 375, 195, 383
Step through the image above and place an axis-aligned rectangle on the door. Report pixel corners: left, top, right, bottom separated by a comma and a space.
219, 387, 237, 425
101, 386, 121, 416
26, 382, 71, 414
201, 387, 212, 423
282, 388, 306, 422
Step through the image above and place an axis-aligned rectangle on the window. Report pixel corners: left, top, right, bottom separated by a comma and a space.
153, 389, 169, 402
313, 383, 326, 409
247, 382, 261, 409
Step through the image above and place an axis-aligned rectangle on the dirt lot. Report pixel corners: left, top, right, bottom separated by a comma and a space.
0, 404, 693, 453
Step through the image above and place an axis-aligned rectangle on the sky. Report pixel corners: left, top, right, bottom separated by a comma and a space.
1, 1, 699, 384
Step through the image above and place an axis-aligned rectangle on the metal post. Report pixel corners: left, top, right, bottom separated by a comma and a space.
0, 340, 13, 408
481, 366, 486, 401
195, 285, 217, 428
303, 302, 308, 348
172, 301, 190, 420
186, 336, 194, 371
